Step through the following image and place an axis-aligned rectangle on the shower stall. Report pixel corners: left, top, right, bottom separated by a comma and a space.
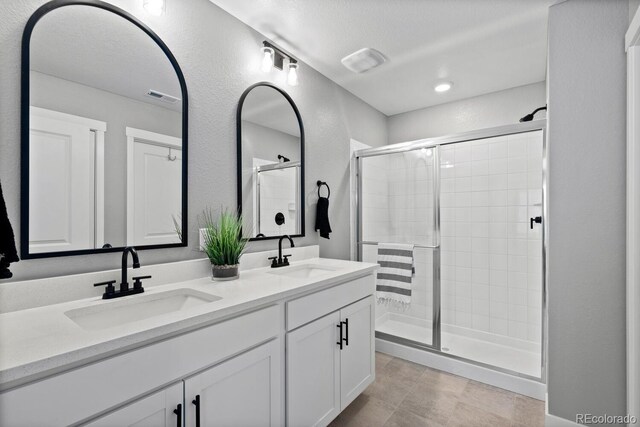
354, 121, 546, 381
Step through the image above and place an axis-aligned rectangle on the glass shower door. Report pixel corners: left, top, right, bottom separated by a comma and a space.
357, 146, 439, 348
438, 130, 544, 378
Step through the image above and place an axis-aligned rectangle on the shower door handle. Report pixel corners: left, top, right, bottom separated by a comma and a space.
530, 216, 542, 229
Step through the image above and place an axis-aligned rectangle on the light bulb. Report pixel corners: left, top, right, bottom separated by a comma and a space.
143, 0, 165, 16
261, 47, 274, 73
287, 62, 299, 86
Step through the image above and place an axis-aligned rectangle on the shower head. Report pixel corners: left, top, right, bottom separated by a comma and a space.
520, 105, 547, 122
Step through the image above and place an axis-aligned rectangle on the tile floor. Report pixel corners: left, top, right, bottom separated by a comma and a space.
329, 352, 544, 427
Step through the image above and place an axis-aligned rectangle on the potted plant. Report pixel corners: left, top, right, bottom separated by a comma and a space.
201, 208, 249, 281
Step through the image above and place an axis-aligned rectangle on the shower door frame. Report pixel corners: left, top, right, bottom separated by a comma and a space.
354, 120, 547, 382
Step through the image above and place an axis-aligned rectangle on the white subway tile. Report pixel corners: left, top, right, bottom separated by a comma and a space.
490, 254, 508, 271
472, 252, 490, 268
508, 304, 527, 323
471, 176, 489, 192
489, 141, 509, 159
489, 268, 509, 288
490, 285, 508, 302
489, 158, 509, 175
508, 139, 527, 158
508, 157, 528, 173
490, 318, 509, 335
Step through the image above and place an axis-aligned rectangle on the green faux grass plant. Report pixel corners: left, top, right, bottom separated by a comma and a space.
201, 208, 249, 266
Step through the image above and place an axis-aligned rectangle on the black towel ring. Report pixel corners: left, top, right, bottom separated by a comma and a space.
317, 180, 330, 199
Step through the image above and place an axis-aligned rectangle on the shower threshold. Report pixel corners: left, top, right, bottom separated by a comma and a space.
375, 312, 542, 378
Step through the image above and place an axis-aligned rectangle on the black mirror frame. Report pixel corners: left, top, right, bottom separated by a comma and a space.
236, 82, 305, 241
20, 0, 189, 259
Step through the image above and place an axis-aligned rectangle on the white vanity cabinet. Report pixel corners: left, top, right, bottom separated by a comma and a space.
286, 275, 375, 427
0, 305, 281, 427
0, 266, 377, 427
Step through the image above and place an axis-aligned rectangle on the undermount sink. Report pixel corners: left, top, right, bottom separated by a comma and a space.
268, 263, 338, 279
65, 288, 221, 331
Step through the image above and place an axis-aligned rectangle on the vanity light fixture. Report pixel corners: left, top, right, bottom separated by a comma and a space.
261, 45, 275, 73
434, 81, 453, 93
287, 62, 299, 86
260, 41, 300, 86
143, 0, 165, 16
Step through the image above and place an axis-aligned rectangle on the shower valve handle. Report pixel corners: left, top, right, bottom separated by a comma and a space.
530, 216, 542, 229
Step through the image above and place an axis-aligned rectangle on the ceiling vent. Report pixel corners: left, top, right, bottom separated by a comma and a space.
341, 48, 387, 73
146, 90, 181, 104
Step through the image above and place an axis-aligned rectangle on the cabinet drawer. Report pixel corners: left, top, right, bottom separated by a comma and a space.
286, 274, 374, 331
0, 305, 280, 427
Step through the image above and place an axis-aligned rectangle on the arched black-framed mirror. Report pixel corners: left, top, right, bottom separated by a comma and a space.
237, 82, 305, 241
21, 0, 188, 259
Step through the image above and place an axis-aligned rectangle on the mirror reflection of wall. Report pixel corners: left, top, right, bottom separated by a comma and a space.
25, 4, 186, 256
239, 84, 303, 239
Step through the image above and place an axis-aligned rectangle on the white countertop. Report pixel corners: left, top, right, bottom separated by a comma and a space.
0, 257, 377, 390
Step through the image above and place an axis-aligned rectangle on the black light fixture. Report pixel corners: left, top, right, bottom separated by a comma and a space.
520, 105, 547, 122
261, 41, 299, 86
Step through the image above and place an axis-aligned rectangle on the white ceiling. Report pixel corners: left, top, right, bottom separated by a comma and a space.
211, 0, 553, 116
30, 5, 182, 112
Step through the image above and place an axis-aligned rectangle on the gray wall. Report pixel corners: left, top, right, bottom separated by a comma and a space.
547, 0, 627, 421
30, 71, 182, 246
0, 0, 387, 281
387, 82, 547, 144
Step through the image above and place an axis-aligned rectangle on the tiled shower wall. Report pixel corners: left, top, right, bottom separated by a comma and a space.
439, 131, 543, 343
360, 130, 543, 345
257, 166, 298, 237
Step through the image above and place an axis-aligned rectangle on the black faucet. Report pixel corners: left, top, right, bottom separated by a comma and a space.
121, 246, 140, 292
269, 235, 295, 268
93, 246, 151, 299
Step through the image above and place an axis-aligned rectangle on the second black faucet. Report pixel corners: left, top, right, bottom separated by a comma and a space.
269, 235, 295, 268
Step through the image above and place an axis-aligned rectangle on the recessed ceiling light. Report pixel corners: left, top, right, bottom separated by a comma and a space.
434, 82, 453, 93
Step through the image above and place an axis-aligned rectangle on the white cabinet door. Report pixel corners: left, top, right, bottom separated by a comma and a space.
184, 339, 281, 427
287, 311, 341, 427
339, 296, 375, 409
83, 382, 183, 427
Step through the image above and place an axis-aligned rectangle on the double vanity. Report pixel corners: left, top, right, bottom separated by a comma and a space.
0, 247, 377, 426
3, 1, 376, 426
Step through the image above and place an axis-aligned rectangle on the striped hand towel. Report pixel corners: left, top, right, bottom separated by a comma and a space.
376, 243, 414, 309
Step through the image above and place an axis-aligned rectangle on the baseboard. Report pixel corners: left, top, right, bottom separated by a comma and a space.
545, 412, 579, 426
545, 394, 579, 426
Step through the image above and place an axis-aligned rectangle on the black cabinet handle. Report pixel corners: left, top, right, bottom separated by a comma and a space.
342, 318, 349, 346
192, 395, 200, 427
173, 403, 182, 427
530, 216, 542, 229
336, 323, 343, 350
